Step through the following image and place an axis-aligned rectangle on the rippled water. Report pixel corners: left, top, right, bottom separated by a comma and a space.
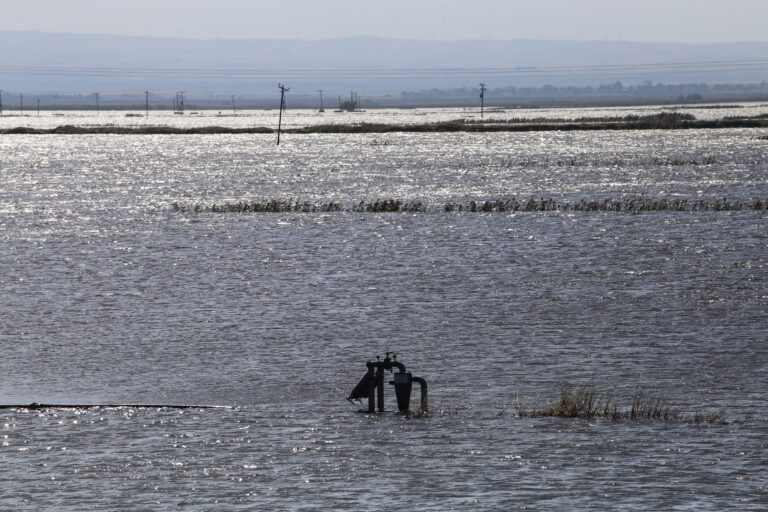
1, 116, 767, 510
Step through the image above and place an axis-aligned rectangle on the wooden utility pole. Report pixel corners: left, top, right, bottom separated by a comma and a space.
479, 83, 487, 117
277, 83, 289, 146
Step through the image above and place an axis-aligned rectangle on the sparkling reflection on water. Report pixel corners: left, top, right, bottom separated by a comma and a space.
1, 122, 767, 510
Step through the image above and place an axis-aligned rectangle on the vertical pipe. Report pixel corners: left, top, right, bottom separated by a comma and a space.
376, 367, 385, 412
367, 365, 376, 413
412, 377, 428, 415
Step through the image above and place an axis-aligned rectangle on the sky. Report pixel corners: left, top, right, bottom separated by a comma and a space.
1, 0, 766, 43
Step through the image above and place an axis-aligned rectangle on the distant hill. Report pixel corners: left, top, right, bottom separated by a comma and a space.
1, 31, 766, 98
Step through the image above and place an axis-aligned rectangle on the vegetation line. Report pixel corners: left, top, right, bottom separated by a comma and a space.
172, 197, 768, 214
2, 113, 768, 135
514, 384, 728, 424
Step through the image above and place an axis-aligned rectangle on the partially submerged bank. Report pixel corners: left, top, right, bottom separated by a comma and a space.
3, 112, 768, 135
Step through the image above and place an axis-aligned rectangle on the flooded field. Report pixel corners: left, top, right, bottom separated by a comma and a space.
1, 111, 767, 509
1, 102, 767, 131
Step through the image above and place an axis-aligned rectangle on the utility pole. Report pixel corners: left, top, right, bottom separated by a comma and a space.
318, 90, 324, 112
20, 93, 23, 115
95, 92, 100, 115
37, 98, 40, 116
277, 83, 289, 146
0, 90, 3, 115
479, 83, 487, 117
174, 91, 185, 114
231, 95, 236, 115
145, 91, 149, 117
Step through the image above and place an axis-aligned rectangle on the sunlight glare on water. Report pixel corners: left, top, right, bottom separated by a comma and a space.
1, 110, 767, 510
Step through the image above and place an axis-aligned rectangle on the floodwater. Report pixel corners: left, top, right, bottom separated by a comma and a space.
1, 102, 767, 131
1, 109, 767, 510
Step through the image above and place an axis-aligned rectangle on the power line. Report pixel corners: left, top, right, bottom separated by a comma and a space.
0, 58, 765, 81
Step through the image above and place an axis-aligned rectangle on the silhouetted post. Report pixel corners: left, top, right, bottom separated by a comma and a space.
479, 83, 487, 117
174, 91, 185, 114
95, 92, 100, 115
37, 99, 40, 116
277, 83, 289, 146
318, 89, 324, 112
231, 95, 236, 115
0, 90, 3, 115
20, 93, 23, 115
145, 91, 149, 117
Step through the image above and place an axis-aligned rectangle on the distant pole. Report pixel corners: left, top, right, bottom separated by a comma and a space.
277, 83, 289, 146
20, 93, 23, 115
479, 83, 487, 117
0, 90, 3, 115
232, 95, 236, 115
145, 91, 149, 117
318, 89, 324, 112
37, 99, 40, 116
95, 92, 100, 115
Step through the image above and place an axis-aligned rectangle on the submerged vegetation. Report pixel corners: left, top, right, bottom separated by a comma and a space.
3, 112, 768, 135
172, 196, 768, 214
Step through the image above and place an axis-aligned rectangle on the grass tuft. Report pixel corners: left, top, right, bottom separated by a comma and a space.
525, 383, 727, 424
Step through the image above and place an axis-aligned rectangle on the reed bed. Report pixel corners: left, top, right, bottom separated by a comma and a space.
171, 196, 768, 214
522, 384, 727, 424
463, 112, 696, 125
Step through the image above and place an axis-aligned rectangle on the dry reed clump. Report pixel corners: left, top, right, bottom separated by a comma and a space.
527, 384, 727, 424
532, 384, 620, 420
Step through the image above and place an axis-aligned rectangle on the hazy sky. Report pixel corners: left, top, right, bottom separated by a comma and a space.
1, 0, 766, 43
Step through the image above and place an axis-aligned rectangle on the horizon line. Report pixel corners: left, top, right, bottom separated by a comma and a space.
2, 29, 768, 46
